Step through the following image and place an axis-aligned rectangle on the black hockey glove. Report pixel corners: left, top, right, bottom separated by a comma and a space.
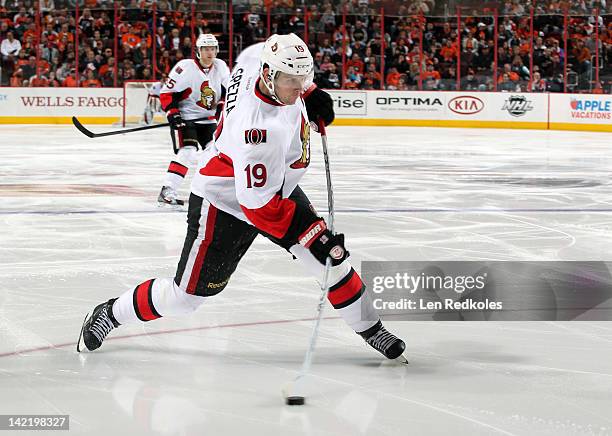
167, 110, 185, 129
298, 220, 349, 266
304, 87, 335, 127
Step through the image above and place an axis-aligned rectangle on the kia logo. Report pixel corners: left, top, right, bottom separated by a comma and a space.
448, 96, 484, 115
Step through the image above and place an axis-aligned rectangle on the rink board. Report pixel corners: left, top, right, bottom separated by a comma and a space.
0, 88, 610, 132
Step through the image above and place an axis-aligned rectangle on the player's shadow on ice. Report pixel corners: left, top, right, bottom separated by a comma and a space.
93, 343, 443, 371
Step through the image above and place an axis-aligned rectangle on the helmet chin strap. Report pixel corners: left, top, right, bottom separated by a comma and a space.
260, 68, 282, 103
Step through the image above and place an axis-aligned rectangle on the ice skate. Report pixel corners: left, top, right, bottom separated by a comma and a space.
360, 320, 408, 364
77, 299, 120, 352
157, 186, 185, 206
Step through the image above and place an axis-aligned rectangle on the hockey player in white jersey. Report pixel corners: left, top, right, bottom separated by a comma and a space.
78, 33, 405, 362
158, 33, 230, 206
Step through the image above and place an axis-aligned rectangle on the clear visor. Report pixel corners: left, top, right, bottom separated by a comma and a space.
274, 71, 308, 89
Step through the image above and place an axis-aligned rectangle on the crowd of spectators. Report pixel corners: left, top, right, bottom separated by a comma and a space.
0, 0, 610, 93
0, 0, 216, 86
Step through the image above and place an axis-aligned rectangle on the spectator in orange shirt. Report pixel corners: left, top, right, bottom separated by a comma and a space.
440, 39, 457, 62
572, 39, 591, 70
42, 23, 57, 44
62, 70, 78, 87
346, 53, 365, 75
592, 81, 604, 94
22, 23, 37, 43
363, 63, 381, 89
99, 56, 115, 77
422, 63, 441, 82
14, 51, 28, 69
157, 49, 172, 75
121, 25, 142, 49
13, 7, 28, 26
570, 39, 592, 89
9, 70, 23, 87
386, 67, 402, 89
57, 24, 75, 44
30, 74, 50, 87
81, 69, 101, 87
498, 63, 519, 83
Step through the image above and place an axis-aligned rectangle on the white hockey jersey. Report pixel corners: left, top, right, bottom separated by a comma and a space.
191, 48, 312, 238
160, 58, 230, 124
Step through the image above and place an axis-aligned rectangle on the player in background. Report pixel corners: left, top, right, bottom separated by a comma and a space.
158, 33, 230, 206
78, 33, 405, 362
143, 74, 165, 125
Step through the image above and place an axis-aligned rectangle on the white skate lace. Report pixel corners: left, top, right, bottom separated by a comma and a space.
90, 307, 115, 343
366, 328, 397, 353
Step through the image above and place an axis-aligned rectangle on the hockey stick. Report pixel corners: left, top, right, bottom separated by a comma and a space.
283, 119, 335, 405
71, 116, 211, 139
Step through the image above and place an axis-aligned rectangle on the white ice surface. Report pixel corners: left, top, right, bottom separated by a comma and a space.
1, 125, 612, 435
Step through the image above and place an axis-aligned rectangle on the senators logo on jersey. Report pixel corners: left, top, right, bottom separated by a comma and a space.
290, 115, 310, 169
196, 80, 216, 110
244, 128, 267, 145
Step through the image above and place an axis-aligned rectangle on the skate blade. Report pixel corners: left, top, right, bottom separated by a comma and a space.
394, 354, 409, 365
156, 200, 185, 209
76, 313, 88, 353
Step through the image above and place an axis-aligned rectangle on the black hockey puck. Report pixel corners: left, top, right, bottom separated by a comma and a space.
285, 396, 305, 406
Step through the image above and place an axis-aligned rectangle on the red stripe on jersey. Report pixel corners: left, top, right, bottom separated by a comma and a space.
254, 78, 284, 107
215, 101, 224, 121
199, 153, 234, 177
177, 127, 184, 147
241, 195, 296, 239
135, 279, 161, 321
302, 83, 317, 98
168, 161, 188, 176
213, 113, 224, 140
187, 204, 218, 294
160, 87, 192, 112
327, 269, 363, 306
186, 116, 216, 121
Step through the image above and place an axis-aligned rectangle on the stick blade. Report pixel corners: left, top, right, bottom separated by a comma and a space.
72, 116, 95, 138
